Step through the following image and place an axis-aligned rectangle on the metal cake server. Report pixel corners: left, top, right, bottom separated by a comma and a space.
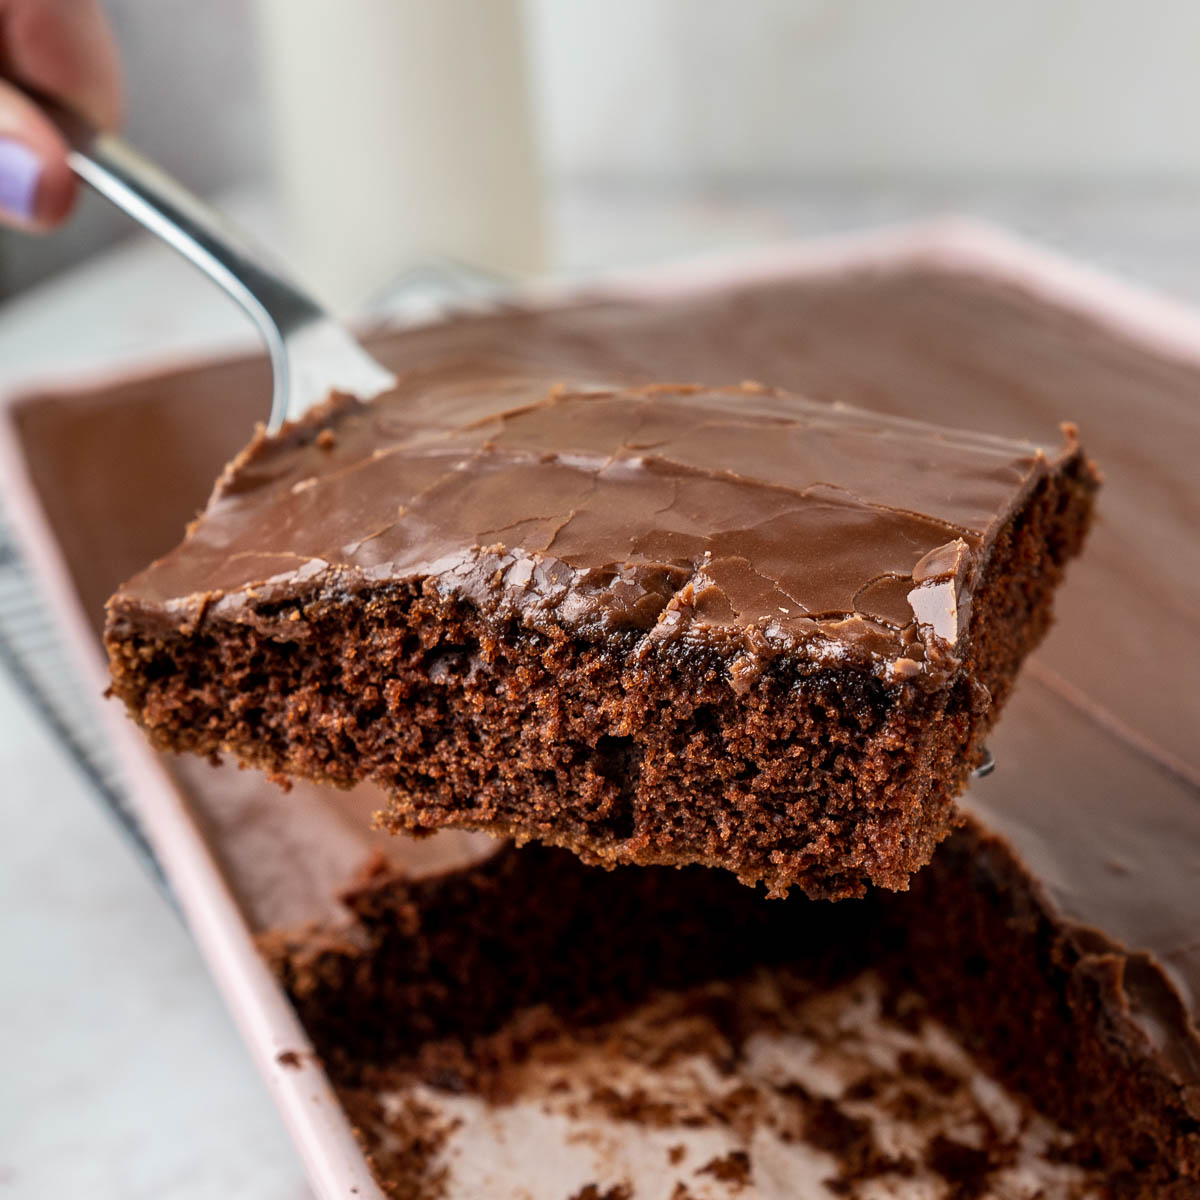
35, 97, 396, 431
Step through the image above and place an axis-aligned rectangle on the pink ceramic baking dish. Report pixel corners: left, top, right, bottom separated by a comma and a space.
3, 221, 1199, 1197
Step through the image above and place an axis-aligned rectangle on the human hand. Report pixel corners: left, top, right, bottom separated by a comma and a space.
0, 0, 121, 230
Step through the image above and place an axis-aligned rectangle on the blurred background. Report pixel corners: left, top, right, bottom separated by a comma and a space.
5, 0, 1200, 309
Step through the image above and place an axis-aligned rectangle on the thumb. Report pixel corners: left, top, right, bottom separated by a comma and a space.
0, 78, 76, 229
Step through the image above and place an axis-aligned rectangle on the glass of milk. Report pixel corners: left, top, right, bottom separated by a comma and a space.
255, 0, 545, 313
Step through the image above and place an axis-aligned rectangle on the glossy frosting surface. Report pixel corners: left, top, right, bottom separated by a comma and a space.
114, 377, 1066, 683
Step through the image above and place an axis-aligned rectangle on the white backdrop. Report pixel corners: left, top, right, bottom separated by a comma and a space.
528, 0, 1200, 178
5, 0, 1200, 295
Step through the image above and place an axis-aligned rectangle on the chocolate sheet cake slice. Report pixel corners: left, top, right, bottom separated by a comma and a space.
104, 378, 1095, 898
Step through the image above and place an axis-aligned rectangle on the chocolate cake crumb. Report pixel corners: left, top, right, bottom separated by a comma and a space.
590, 1085, 683, 1128
926, 1134, 996, 1198
567, 1185, 631, 1200
695, 1150, 751, 1188
315, 959, 1102, 1197
706, 1084, 762, 1135
275, 1049, 303, 1069
879, 985, 927, 1035
897, 1050, 963, 1097
798, 1092, 875, 1166
338, 1090, 460, 1200
776, 1083, 914, 1193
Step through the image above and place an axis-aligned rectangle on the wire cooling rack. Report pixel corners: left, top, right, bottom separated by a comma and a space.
0, 509, 170, 893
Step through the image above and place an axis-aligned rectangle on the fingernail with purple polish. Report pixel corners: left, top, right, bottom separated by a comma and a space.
0, 137, 42, 222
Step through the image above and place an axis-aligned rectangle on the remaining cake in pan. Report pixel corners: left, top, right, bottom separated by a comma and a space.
104, 377, 1095, 898
259, 829, 1160, 1199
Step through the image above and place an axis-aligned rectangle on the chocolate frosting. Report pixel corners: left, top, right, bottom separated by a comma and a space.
10, 260, 1198, 1100
112, 378, 1069, 689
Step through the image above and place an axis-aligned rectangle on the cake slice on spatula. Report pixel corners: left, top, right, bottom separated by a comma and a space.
105, 375, 1096, 898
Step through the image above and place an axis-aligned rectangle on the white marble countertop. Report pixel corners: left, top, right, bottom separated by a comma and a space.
5, 181, 1200, 1198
